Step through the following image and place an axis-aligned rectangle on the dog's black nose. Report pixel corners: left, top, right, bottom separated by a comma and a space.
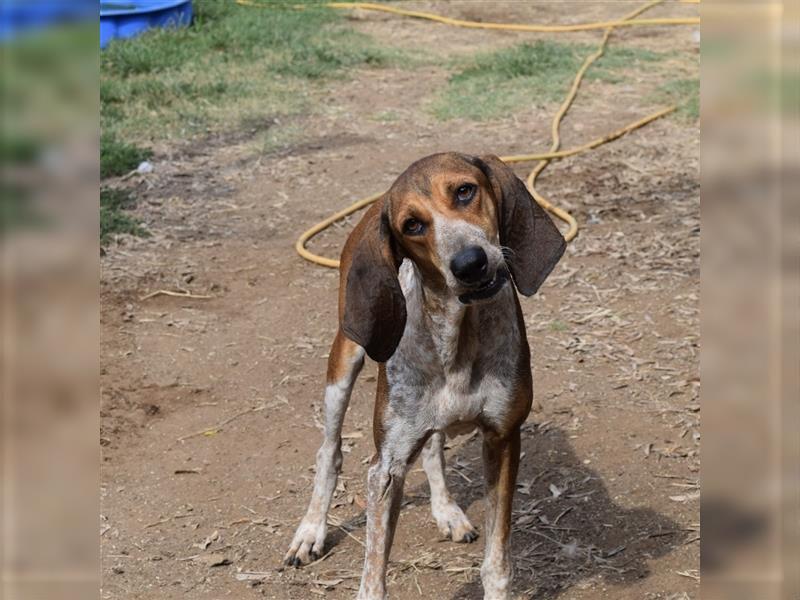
450, 246, 488, 284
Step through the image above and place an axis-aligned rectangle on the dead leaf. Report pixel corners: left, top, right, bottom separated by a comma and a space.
196, 553, 231, 567
194, 530, 219, 550
561, 539, 580, 558
313, 578, 343, 588
676, 569, 700, 580
669, 491, 700, 503
604, 545, 626, 558
235, 571, 270, 581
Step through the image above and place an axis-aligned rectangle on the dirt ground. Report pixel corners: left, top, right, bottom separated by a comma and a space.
100, 3, 700, 598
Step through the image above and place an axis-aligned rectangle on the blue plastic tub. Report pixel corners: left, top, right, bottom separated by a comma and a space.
100, 0, 192, 49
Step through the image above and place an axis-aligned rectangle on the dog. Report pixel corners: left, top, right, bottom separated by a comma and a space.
284, 152, 566, 599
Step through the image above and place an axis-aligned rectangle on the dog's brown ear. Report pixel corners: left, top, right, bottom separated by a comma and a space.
477, 154, 566, 296
340, 200, 407, 363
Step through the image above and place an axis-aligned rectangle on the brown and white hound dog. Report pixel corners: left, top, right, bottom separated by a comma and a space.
284, 153, 566, 599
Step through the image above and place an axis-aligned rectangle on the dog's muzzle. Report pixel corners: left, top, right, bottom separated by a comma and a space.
458, 267, 509, 304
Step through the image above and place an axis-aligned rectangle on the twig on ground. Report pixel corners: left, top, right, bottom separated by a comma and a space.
177, 403, 267, 441
306, 547, 337, 567
139, 289, 213, 301
335, 525, 366, 547
144, 512, 193, 528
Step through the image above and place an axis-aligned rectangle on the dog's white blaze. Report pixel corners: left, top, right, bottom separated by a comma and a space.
432, 213, 504, 292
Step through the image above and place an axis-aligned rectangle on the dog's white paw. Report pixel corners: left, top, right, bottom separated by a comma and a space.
284, 515, 326, 567
432, 500, 478, 543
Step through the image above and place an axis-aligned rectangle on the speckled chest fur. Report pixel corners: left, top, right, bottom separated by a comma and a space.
385, 260, 523, 438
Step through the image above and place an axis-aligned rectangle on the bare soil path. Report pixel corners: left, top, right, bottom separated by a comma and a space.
101, 3, 699, 598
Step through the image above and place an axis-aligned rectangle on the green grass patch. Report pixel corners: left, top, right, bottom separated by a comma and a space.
593, 46, 665, 71
101, 2, 404, 143
549, 320, 569, 332
100, 188, 148, 244
655, 77, 699, 122
259, 123, 304, 155
371, 110, 401, 122
100, 132, 153, 179
432, 41, 666, 121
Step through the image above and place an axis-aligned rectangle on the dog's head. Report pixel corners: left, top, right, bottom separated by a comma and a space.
340, 152, 566, 362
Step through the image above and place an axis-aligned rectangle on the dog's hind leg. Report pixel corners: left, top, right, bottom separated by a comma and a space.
480, 426, 521, 600
284, 330, 365, 567
421, 431, 478, 543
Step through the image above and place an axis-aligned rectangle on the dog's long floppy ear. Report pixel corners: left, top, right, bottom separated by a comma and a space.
340, 199, 407, 363
476, 154, 566, 296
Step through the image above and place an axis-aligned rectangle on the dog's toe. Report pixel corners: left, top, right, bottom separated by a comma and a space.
283, 545, 309, 568
451, 524, 479, 543
433, 501, 478, 544
283, 548, 298, 567
460, 529, 479, 543
285, 517, 327, 568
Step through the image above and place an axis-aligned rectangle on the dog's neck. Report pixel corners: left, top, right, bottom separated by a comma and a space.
411, 266, 479, 372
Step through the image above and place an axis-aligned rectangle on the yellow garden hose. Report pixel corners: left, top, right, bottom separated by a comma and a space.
235, 0, 698, 268
236, 0, 699, 32
524, 0, 667, 242
293, 105, 677, 267
295, 192, 384, 268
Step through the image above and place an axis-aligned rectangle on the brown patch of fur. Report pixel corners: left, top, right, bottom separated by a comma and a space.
326, 329, 362, 383
372, 364, 390, 451
385, 153, 500, 284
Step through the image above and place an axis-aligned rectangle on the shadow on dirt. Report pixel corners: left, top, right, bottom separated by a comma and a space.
447, 424, 687, 599
325, 423, 686, 599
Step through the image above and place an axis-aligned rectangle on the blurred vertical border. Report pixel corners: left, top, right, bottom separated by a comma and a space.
1, 2, 99, 599
701, 1, 799, 599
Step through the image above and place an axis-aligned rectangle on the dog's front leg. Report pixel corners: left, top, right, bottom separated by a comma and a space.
357, 437, 421, 600
422, 431, 478, 543
480, 426, 521, 600
285, 332, 365, 566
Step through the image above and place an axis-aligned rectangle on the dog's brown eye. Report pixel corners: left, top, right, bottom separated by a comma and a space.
455, 183, 477, 205
402, 218, 425, 236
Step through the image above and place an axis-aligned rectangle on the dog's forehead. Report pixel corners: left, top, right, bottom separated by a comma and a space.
391, 153, 477, 198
